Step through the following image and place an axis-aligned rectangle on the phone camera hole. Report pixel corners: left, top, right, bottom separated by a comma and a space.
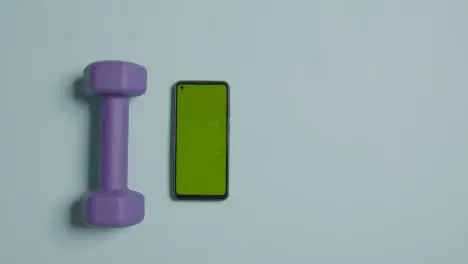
180, 86, 184, 90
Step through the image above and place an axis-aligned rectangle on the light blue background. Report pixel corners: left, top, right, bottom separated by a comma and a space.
1, 0, 468, 263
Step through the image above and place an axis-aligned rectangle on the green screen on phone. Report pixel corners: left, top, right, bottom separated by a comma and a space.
174, 81, 229, 199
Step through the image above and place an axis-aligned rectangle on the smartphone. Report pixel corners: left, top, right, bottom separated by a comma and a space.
172, 81, 229, 200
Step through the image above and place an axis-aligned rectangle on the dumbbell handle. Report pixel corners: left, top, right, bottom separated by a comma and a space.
99, 97, 130, 190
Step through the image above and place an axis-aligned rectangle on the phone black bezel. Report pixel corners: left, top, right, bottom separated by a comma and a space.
171, 80, 230, 200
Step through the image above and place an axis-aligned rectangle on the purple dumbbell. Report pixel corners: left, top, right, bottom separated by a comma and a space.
83, 60, 146, 228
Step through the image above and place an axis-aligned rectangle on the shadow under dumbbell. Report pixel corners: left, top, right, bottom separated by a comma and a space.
69, 77, 102, 228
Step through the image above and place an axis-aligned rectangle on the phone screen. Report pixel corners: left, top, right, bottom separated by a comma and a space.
174, 81, 229, 199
